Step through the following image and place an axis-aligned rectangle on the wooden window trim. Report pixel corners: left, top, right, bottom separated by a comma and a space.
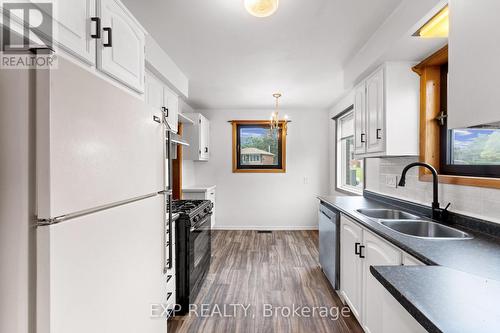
230, 120, 287, 173
413, 45, 500, 189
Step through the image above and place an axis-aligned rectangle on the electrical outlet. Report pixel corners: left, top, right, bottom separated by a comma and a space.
385, 175, 398, 188
303, 176, 309, 185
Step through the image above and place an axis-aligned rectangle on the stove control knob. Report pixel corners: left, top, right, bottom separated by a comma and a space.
193, 216, 200, 223
204, 207, 210, 213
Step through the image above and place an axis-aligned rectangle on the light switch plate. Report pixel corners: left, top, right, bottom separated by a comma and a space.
385, 175, 398, 188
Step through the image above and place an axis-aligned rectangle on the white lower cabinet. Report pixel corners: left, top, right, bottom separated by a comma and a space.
361, 231, 401, 333
340, 215, 426, 333
340, 216, 363, 320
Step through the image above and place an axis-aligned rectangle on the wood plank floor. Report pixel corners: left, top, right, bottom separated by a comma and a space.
168, 230, 363, 333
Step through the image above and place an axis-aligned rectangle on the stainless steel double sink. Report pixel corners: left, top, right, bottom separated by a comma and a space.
356, 209, 472, 240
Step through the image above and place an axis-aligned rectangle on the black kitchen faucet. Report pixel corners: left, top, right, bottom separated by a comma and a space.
398, 162, 450, 221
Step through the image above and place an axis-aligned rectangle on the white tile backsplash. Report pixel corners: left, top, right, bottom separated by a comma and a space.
365, 157, 500, 224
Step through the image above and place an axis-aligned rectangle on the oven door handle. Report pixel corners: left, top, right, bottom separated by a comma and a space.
190, 214, 211, 232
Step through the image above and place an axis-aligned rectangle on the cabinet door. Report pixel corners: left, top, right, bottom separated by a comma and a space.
54, 0, 97, 65
163, 87, 179, 133
362, 231, 401, 333
145, 72, 164, 116
366, 68, 385, 153
381, 286, 427, 333
98, 0, 145, 93
200, 115, 210, 160
340, 216, 363, 320
354, 83, 366, 155
18, 0, 96, 65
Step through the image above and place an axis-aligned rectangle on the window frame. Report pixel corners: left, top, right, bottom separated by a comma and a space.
413, 45, 500, 189
231, 120, 287, 173
334, 106, 364, 195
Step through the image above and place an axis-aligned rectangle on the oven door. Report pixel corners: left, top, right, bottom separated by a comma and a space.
188, 213, 212, 294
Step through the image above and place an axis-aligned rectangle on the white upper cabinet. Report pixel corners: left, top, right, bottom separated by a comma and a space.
448, 0, 500, 128
200, 115, 210, 160
163, 86, 179, 133
365, 69, 385, 154
145, 71, 164, 116
145, 71, 179, 133
97, 0, 146, 93
183, 113, 210, 161
354, 83, 366, 155
47, 0, 98, 65
354, 62, 419, 157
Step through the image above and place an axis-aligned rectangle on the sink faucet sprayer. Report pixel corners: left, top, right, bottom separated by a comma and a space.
398, 162, 451, 221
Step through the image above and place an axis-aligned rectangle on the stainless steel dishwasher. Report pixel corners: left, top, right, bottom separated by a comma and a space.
318, 202, 340, 290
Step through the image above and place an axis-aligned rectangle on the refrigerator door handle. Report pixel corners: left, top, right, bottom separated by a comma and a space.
36, 193, 158, 226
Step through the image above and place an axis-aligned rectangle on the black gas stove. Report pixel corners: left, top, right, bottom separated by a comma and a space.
172, 200, 213, 315
172, 199, 211, 218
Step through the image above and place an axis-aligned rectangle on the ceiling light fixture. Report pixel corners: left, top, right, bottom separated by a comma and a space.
270, 93, 288, 134
415, 5, 449, 38
244, 0, 279, 18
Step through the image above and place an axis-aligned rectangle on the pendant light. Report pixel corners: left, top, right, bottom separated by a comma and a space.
270, 93, 288, 134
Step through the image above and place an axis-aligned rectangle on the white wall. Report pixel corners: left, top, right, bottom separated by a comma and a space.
0, 69, 35, 333
182, 160, 197, 188
366, 157, 500, 224
190, 108, 330, 230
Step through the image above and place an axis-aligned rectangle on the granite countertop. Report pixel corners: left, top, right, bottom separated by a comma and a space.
318, 195, 500, 333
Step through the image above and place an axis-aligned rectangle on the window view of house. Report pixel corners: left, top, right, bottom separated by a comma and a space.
241, 147, 276, 165
239, 126, 280, 167
336, 112, 363, 194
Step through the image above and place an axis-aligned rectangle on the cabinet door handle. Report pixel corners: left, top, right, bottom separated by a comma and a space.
90, 17, 101, 39
205, 147, 208, 153
360, 133, 366, 143
355, 242, 361, 255
162, 107, 169, 118
376, 128, 382, 140
103, 27, 112, 47
359, 245, 365, 258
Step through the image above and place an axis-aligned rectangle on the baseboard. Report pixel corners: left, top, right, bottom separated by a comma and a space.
211, 225, 319, 231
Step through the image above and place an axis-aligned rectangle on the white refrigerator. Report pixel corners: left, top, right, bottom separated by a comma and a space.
35, 57, 170, 333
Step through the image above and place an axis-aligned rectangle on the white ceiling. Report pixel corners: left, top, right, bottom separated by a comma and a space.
122, 0, 404, 109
